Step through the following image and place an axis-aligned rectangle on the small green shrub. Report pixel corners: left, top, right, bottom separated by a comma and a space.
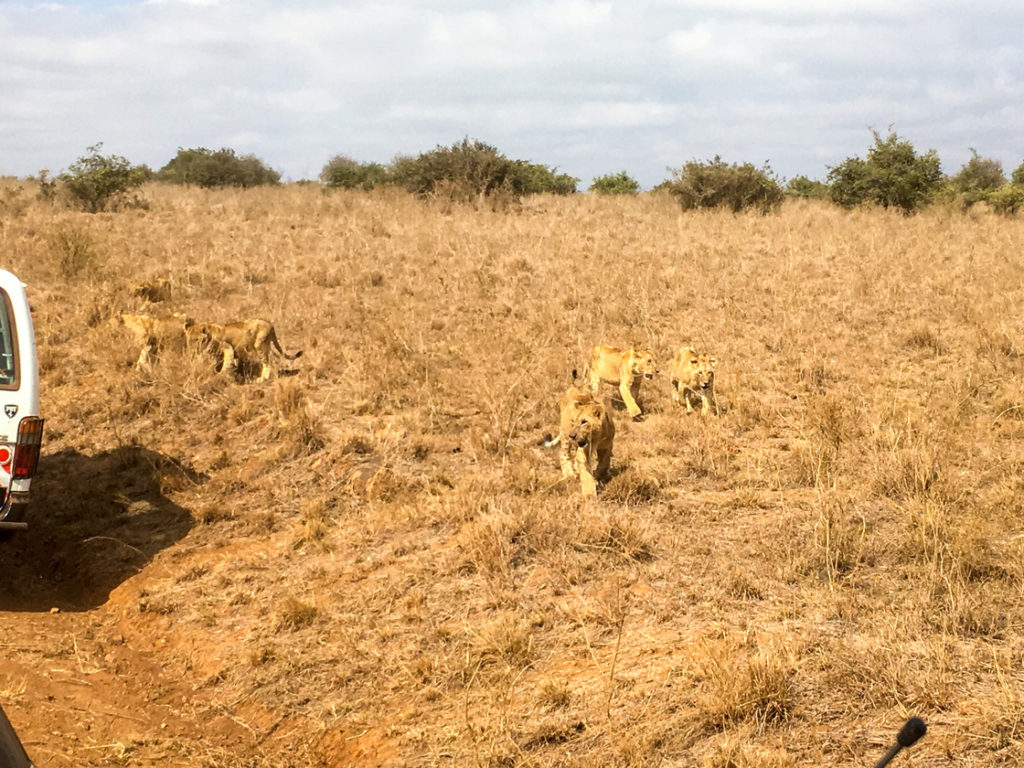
589, 171, 640, 195
827, 129, 943, 214
59, 143, 147, 212
389, 138, 577, 202
319, 155, 388, 190
950, 149, 1005, 208
988, 183, 1024, 216
785, 175, 829, 199
157, 147, 281, 188
507, 161, 578, 195
665, 156, 784, 214
1011, 160, 1024, 185
390, 138, 510, 200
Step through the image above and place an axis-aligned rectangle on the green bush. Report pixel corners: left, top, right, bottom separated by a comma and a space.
950, 149, 1005, 208
988, 183, 1024, 216
389, 138, 577, 201
507, 161, 578, 195
1011, 160, 1024, 186
319, 155, 388, 190
827, 130, 943, 214
390, 139, 508, 199
664, 156, 784, 214
785, 175, 829, 200
59, 143, 147, 212
589, 171, 640, 195
157, 147, 281, 188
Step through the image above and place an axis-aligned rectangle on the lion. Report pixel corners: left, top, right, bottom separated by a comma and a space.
132, 278, 172, 304
544, 386, 615, 496
111, 312, 193, 370
586, 345, 657, 419
187, 318, 302, 381
669, 347, 717, 415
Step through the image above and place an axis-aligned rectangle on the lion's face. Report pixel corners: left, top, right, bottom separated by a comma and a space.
185, 322, 214, 347
677, 349, 715, 389
689, 354, 715, 389
630, 349, 657, 380
569, 403, 606, 448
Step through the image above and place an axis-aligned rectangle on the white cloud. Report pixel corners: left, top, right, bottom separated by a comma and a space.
0, 0, 1022, 186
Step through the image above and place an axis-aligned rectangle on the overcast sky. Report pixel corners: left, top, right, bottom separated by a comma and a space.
2, 0, 1022, 189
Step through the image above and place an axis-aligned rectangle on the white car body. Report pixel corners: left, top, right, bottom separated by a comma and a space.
0, 268, 42, 530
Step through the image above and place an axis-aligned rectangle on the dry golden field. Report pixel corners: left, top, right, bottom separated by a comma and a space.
2, 181, 1024, 767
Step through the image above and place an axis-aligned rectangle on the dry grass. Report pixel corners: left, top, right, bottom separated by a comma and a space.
1, 181, 1024, 766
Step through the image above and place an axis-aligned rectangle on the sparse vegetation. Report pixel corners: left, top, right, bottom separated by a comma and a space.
1, 185, 1023, 767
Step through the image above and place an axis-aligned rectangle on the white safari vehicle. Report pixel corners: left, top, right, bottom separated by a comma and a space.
0, 269, 42, 533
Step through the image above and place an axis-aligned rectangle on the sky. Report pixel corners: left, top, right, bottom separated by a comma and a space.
2, 0, 1022, 189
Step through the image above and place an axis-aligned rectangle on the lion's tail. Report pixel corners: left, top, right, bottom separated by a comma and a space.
269, 327, 303, 360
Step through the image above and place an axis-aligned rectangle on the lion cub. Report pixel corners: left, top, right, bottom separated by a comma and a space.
188, 318, 302, 381
132, 278, 172, 304
669, 347, 717, 415
112, 312, 193, 370
545, 386, 615, 496
587, 345, 657, 419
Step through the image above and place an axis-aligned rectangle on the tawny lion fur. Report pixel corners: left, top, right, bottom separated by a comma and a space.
112, 312, 193, 370
188, 319, 302, 381
546, 386, 615, 496
669, 347, 717, 415
587, 345, 657, 418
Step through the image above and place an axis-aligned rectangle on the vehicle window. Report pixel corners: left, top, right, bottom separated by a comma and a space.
0, 292, 16, 385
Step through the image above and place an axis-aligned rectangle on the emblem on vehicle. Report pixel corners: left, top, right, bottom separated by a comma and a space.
4, 405, 17, 418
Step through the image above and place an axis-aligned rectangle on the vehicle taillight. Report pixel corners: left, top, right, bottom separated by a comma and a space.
12, 417, 43, 480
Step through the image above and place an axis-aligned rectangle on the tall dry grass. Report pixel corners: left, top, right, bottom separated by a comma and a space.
1, 180, 1024, 765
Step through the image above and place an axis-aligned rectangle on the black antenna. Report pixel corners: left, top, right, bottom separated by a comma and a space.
874, 717, 927, 768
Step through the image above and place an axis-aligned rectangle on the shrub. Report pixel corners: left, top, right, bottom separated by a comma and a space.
950, 149, 1005, 208
1012, 160, 1024, 186
988, 183, 1024, 216
664, 156, 784, 214
589, 171, 640, 195
389, 138, 577, 201
59, 143, 147, 212
827, 129, 943, 214
319, 155, 388, 190
49, 225, 95, 278
390, 138, 511, 200
36, 169, 58, 203
785, 175, 829, 200
157, 147, 281, 188
507, 161, 578, 195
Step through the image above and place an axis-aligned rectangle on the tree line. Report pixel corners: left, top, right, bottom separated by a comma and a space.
35, 133, 1024, 216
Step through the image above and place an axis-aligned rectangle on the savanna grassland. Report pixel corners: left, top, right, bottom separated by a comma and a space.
2, 182, 1024, 767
